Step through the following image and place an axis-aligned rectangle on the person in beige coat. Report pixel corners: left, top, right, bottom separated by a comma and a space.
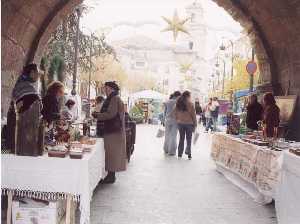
92, 81, 127, 184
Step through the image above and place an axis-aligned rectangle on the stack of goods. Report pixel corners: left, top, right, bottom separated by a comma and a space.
80, 136, 96, 153
241, 132, 269, 146
69, 141, 83, 159
289, 142, 300, 156
47, 143, 67, 158
290, 149, 300, 156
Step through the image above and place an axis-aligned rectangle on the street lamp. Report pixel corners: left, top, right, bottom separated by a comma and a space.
215, 57, 226, 98
220, 39, 234, 101
220, 39, 234, 81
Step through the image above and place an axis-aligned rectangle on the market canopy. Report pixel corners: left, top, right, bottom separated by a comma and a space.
131, 90, 167, 100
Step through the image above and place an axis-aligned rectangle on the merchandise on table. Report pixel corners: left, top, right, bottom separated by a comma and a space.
2, 139, 105, 224
289, 148, 300, 156
226, 113, 240, 135
211, 133, 282, 204
47, 144, 68, 158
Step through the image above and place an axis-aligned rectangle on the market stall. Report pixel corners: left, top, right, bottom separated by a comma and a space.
276, 150, 300, 224
2, 139, 106, 224
211, 133, 282, 204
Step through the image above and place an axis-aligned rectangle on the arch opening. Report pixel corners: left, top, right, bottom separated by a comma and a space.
2, 0, 300, 139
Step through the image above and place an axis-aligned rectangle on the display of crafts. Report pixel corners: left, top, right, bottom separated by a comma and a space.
47, 143, 68, 158
46, 136, 96, 159
241, 132, 270, 146
289, 142, 300, 156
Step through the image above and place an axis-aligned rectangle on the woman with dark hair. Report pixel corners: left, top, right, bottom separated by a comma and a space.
6, 63, 42, 154
263, 92, 280, 138
174, 91, 197, 159
92, 81, 127, 184
246, 94, 263, 130
41, 81, 65, 124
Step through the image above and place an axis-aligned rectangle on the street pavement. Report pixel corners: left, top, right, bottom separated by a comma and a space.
90, 124, 277, 224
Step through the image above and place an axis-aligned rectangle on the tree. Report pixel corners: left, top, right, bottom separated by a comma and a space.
80, 54, 128, 93
43, 5, 116, 83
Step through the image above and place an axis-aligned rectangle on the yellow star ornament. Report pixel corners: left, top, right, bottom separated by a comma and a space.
162, 10, 190, 41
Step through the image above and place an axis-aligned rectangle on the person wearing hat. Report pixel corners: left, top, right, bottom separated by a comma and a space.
92, 81, 127, 183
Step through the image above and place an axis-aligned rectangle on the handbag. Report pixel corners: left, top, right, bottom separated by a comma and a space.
193, 131, 200, 145
104, 113, 122, 134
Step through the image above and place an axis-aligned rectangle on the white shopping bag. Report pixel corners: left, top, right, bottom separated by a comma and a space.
193, 131, 200, 145
156, 127, 165, 138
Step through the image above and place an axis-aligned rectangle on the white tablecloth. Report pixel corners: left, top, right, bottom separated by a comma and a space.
211, 133, 282, 204
276, 151, 300, 224
1, 139, 106, 224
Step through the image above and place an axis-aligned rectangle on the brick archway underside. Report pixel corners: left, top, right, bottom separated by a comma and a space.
1, 0, 300, 139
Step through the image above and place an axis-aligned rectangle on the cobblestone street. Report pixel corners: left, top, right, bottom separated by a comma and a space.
90, 124, 277, 224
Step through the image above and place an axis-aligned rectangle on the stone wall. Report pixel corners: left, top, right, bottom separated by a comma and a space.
1, 0, 300, 139
1, 0, 82, 116
213, 0, 300, 139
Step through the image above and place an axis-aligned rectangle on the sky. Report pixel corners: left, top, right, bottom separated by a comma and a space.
81, 0, 243, 50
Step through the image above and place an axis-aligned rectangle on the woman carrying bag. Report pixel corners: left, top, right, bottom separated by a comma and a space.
92, 81, 127, 184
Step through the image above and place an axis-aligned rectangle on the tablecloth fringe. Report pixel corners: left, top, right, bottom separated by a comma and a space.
1, 188, 81, 202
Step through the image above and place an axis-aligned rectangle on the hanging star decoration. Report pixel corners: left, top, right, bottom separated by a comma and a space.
162, 10, 190, 41
179, 62, 193, 73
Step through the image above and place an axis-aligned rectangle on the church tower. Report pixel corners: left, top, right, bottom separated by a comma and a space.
184, 0, 208, 99
185, 0, 207, 55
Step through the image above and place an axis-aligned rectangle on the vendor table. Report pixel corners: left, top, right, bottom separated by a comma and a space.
211, 133, 282, 204
1, 139, 106, 224
276, 151, 300, 224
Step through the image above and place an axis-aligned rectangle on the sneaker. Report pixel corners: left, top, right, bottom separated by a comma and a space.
178, 155, 182, 158
188, 155, 192, 160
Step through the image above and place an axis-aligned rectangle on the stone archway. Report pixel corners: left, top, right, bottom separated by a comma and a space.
2, 0, 300, 138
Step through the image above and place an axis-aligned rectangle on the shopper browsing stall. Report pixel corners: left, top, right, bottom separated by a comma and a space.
246, 94, 263, 131
92, 81, 127, 184
42, 81, 65, 124
263, 92, 280, 138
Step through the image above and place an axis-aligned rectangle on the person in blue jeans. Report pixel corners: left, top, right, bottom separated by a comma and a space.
174, 91, 197, 160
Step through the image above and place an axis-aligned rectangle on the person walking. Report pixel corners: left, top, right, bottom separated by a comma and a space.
205, 98, 213, 132
246, 94, 263, 131
210, 97, 220, 131
174, 91, 197, 160
195, 98, 203, 124
163, 91, 181, 156
92, 81, 127, 184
